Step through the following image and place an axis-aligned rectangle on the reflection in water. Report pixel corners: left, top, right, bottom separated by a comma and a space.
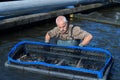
115, 12, 120, 21
75, 5, 120, 26
98, 6, 120, 22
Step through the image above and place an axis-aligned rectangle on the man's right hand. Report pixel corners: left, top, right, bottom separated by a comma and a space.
79, 43, 83, 47
45, 33, 50, 44
45, 40, 49, 44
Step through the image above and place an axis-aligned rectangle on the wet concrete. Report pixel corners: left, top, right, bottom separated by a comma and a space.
0, 3, 103, 29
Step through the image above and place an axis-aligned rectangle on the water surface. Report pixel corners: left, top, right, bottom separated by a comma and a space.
0, 6, 120, 80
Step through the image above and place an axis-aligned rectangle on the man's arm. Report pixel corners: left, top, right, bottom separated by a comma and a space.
72, 26, 93, 46
45, 27, 58, 43
79, 34, 93, 46
45, 33, 51, 43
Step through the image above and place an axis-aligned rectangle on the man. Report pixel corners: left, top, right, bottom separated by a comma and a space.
45, 16, 92, 47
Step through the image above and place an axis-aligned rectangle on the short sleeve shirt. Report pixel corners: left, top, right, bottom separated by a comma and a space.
47, 24, 91, 40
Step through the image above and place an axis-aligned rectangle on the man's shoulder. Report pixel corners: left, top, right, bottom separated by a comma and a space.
52, 26, 59, 30
52, 27, 60, 33
69, 24, 81, 30
48, 26, 59, 33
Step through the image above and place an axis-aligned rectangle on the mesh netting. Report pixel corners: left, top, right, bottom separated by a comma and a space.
10, 43, 110, 78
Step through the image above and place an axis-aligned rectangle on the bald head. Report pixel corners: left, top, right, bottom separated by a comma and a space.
56, 16, 68, 33
56, 16, 68, 24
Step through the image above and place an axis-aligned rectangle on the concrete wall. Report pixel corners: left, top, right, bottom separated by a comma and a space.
0, 4, 103, 30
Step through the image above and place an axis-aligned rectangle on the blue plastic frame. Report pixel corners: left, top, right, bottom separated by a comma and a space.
8, 41, 112, 79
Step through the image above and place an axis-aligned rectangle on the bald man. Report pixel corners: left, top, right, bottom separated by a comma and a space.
45, 16, 92, 47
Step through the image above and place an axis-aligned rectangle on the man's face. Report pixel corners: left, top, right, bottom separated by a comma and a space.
57, 22, 68, 33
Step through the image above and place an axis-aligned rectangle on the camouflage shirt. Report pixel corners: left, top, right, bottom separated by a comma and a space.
47, 24, 91, 40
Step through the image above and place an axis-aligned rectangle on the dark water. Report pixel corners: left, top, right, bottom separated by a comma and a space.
0, 8, 120, 80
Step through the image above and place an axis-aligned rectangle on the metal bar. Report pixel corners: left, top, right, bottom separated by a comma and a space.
76, 58, 82, 67
0, 4, 104, 29
0, 0, 106, 18
56, 59, 65, 65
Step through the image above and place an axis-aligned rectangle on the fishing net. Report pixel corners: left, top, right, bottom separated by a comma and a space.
9, 42, 111, 78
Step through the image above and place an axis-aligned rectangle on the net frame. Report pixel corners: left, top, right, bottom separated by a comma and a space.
7, 41, 112, 79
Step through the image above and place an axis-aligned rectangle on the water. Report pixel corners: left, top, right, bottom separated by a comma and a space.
0, 7, 120, 80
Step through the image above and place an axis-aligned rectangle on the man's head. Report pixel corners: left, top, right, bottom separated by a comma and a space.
56, 16, 68, 33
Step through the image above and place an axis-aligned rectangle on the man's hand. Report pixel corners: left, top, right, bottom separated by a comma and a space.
79, 43, 83, 47
45, 40, 49, 44
45, 33, 50, 44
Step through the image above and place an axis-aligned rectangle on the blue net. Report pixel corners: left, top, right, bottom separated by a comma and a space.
8, 41, 112, 79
